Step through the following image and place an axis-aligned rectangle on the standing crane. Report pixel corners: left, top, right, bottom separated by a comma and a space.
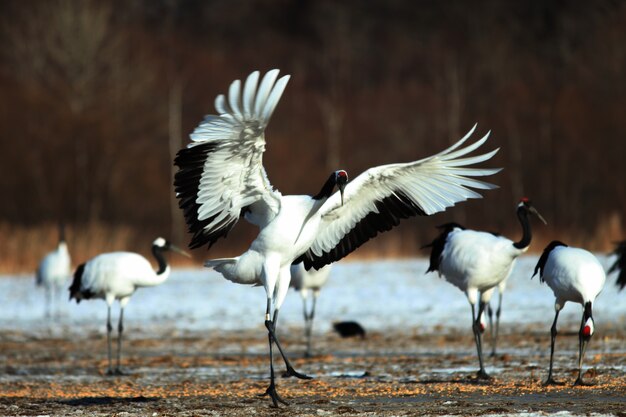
36, 223, 71, 317
424, 199, 546, 379
290, 263, 332, 357
532, 241, 605, 386
174, 69, 501, 406
69, 237, 189, 375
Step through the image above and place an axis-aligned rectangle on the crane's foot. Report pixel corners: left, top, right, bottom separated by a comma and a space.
260, 381, 288, 407
476, 369, 492, 380
573, 377, 594, 387
285, 364, 312, 380
543, 376, 564, 386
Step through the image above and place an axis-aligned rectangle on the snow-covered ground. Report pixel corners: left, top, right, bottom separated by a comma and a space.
0, 256, 623, 335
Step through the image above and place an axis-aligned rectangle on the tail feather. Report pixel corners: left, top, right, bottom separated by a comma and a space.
68, 263, 86, 303
609, 241, 626, 291
423, 223, 465, 273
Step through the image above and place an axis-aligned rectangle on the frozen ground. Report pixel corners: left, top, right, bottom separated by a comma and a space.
0, 255, 624, 336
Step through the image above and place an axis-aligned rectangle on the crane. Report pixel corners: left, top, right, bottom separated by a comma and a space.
36, 223, 71, 317
69, 237, 189, 375
173, 69, 501, 405
532, 240, 605, 386
424, 199, 546, 379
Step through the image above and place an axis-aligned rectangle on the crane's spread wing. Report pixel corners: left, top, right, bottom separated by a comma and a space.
295, 125, 501, 269
174, 70, 288, 249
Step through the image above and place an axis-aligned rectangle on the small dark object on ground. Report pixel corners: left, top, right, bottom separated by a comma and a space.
333, 321, 366, 338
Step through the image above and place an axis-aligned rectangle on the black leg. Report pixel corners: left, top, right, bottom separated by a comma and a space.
114, 307, 125, 375
265, 309, 311, 380
491, 291, 503, 357
106, 306, 114, 375
472, 301, 491, 380
304, 295, 317, 358
544, 310, 563, 386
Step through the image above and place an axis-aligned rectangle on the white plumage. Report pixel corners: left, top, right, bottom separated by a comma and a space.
36, 224, 71, 317
290, 263, 332, 357
532, 241, 605, 386
425, 199, 546, 379
174, 69, 501, 405
69, 237, 189, 375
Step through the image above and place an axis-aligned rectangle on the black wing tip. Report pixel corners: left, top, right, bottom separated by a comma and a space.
610, 240, 626, 291
423, 223, 464, 274
532, 240, 568, 282
69, 263, 86, 303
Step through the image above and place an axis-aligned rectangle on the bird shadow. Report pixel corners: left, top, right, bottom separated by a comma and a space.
59, 396, 157, 407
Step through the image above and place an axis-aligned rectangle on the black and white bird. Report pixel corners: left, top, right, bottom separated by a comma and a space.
36, 223, 71, 317
532, 241, 605, 386
424, 198, 546, 379
290, 263, 332, 357
69, 237, 189, 375
173, 69, 500, 405
608, 240, 626, 290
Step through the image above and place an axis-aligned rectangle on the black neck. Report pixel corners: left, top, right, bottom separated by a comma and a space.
583, 301, 593, 321
513, 206, 532, 249
152, 245, 168, 275
312, 173, 336, 200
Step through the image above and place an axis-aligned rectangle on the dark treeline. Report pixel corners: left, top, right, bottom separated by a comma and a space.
0, 0, 624, 260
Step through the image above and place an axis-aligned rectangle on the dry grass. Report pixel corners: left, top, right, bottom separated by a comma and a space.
1, 219, 623, 275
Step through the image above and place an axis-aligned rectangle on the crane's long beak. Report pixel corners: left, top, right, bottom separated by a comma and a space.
340, 186, 345, 206
171, 244, 192, 258
530, 206, 547, 225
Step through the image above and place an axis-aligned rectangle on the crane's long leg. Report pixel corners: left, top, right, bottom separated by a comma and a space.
106, 306, 114, 375
574, 313, 592, 386
490, 291, 503, 357
304, 294, 318, 358
544, 310, 563, 386
472, 302, 491, 380
261, 298, 288, 407
266, 309, 311, 379
115, 307, 125, 375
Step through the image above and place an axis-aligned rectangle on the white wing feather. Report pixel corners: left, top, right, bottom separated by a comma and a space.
174, 70, 289, 248
300, 127, 500, 267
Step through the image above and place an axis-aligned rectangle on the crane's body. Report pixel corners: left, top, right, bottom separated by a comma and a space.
69, 238, 188, 375
425, 199, 545, 379
533, 241, 605, 386
174, 69, 501, 406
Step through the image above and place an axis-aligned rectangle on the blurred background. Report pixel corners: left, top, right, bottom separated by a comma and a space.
0, 0, 624, 273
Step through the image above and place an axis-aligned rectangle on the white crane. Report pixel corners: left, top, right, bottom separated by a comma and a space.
532, 241, 605, 386
36, 223, 71, 317
608, 240, 626, 290
69, 237, 189, 375
173, 69, 501, 406
290, 262, 332, 357
424, 198, 546, 379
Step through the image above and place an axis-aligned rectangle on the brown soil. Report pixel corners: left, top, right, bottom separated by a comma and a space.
1, 323, 625, 416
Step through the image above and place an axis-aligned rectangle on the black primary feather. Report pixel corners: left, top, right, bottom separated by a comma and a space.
68, 263, 87, 303
609, 240, 626, 290
532, 240, 568, 282
422, 222, 465, 273
174, 142, 242, 250
296, 190, 428, 270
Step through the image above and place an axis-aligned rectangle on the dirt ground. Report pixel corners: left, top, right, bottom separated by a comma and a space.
0, 322, 625, 416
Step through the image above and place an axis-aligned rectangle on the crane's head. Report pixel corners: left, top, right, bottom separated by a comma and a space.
581, 301, 595, 339
335, 170, 348, 206
153, 237, 191, 258
518, 197, 547, 225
